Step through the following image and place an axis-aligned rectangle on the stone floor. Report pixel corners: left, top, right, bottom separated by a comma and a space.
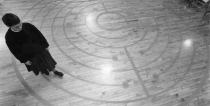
0, 0, 210, 106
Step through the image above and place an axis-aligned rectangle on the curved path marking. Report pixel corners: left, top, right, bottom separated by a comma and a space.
39, 0, 121, 86
75, 1, 135, 39
84, 11, 148, 48
162, 1, 210, 105
179, 33, 209, 106
51, 0, 122, 86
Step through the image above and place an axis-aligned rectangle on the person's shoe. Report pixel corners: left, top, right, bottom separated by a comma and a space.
53, 71, 63, 77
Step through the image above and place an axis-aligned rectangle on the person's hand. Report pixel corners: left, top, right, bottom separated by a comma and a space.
25, 61, 32, 65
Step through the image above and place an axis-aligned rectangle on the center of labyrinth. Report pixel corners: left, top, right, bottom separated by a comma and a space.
17, 0, 209, 106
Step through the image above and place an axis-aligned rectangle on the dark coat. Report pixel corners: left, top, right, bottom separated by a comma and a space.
5, 22, 49, 63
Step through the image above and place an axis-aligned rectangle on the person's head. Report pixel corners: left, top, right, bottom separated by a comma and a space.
2, 13, 22, 32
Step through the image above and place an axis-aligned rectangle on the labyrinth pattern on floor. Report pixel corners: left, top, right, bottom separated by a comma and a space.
0, 0, 210, 106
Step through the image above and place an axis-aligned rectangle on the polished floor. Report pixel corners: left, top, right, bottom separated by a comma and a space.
0, 0, 210, 106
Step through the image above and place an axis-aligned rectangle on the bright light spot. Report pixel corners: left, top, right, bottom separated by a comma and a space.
87, 14, 94, 21
100, 63, 115, 83
101, 64, 113, 74
184, 39, 192, 47
86, 14, 95, 28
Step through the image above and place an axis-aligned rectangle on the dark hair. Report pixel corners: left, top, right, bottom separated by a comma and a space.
2, 13, 20, 27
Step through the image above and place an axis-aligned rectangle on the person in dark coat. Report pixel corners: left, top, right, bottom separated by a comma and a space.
2, 13, 63, 77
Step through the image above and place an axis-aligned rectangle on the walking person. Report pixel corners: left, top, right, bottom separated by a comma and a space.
2, 13, 63, 77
